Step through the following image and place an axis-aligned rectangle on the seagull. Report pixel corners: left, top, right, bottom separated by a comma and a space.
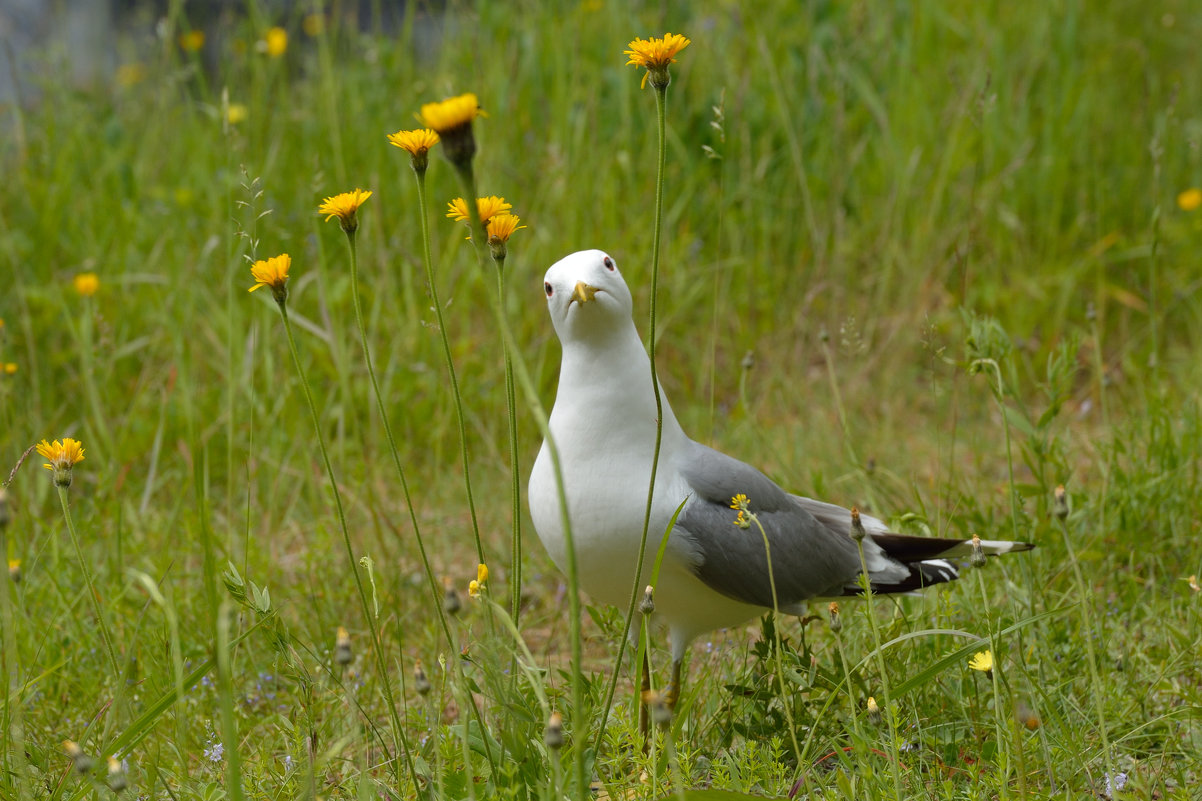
528, 249, 1033, 710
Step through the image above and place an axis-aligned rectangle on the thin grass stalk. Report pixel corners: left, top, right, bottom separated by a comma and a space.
412, 170, 486, 566
747, 513, 803, 761
1054, 499, 1115, 783
0, 511, 32, 800
975, 567, 1013, 801
275, 302, 416, 790
491, 261, 523, 624
342, 230, 451, 646
215, 599, 245, 801
57, 486, 119, 676
599, 72, 670, 757
852, 536, 904, 797
479, 279, 586, 799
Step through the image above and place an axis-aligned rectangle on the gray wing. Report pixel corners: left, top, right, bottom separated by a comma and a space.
674, 440, 865, 608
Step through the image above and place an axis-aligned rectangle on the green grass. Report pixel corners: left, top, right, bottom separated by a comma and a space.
2, 0, 1201, 798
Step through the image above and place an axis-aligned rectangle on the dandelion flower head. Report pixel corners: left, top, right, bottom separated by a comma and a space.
418, 93, 485, 134
319, 189, 372, 230
388, 128, 440, 156
969, 650, 994, 673
624, 33, 691, 88
73, 272, 99, 297
248, 253, 291, 298
486, 213, 525, 244
446, 196, 512, 225
261, 27, 287, 57
37, 438, 85, 472
1178, 188, 1202, 212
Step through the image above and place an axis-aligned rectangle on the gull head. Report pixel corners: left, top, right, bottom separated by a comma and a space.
543, 249, 634, 341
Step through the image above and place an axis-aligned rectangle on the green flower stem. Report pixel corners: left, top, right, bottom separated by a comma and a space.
412, 169, 486, 566
274, 300, 416, 790
748, 513, 803, 761
58, 485, 120, 676
479, 273, 585, 800
409, 167, 498, 775
853, 537, 904, 797
0, 517, 32, 799
343, 230, 452, 646
597, 74, 670, 757
490, 255, 523, 624
1055, 509, 1115, 782
975, 568, 1014, 801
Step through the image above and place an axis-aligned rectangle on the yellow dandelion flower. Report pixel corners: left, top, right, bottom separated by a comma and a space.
1187, 574, 1200, 593
73, 272, 99, 297
248, 253, 291, 304
226, 103, 248, 125
388, 128, 440, 173
319, 189, 372, 235
729, 493, 749, 510
178, 30, 205, 52
417, 93, 486, 169
1178, 188, 1202, 212
262, 27, 287, 57
303, 13, 324, 37
418, 93, 485, 134
446, 196, 512, 225
36, 438, 85, 487
3, 363, 15, 375
969, 650, 994, 673
486, 214, 525, 243
7, 559, 19, 582
624, 32, 691, 89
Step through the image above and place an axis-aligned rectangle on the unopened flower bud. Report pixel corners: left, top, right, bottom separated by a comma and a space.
414, 659, 431, 696
828, 602, 842, 633
107, 757, 128, 792
639, 585, 655, 616
970, 534, 987, 568
1053, 485, 1069, 520
866, 696, 882, 726
544, 711, 564, 750
850, 508, 866, 542
64, 740, 93, 774
334, 626, 352, 666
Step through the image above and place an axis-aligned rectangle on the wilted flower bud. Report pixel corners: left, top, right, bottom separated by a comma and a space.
544, 710, 564, 750
334, 626, 352, 666
970, 534, 987, 568
639, 585, 655, 616
827, 602, 842, 633
866, 696, 882, 726
107, 756, 128, 792
64, 740, 93, 774
1053, 485, 1069, 520
849, 508, 866, 542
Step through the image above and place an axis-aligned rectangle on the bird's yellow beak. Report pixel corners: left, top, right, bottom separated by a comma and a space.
571, 281, 599, 305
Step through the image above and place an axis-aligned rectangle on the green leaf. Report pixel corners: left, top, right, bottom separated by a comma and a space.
657, 791, 787, 801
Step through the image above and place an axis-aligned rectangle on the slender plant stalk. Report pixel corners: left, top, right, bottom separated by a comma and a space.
598, 74, 670, 757
58, 486, 120, 676
275, 302, 416, 790
343, 230, 452, 646
215, 599, 245, 801
852, 537, 904, 797
412, 170, 486, 566
0, 517, 32, 799
492, 262, 523, 624
975, 568, 1013, 800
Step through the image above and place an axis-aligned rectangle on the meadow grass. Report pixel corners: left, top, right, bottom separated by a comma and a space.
1, 1, 1201, 798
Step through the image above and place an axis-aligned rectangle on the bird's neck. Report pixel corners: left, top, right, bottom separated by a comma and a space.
557, 325, 686, 442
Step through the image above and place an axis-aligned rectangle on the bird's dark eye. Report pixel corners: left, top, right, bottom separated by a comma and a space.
603, 256, 615, 271
545, 281, 553, 297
